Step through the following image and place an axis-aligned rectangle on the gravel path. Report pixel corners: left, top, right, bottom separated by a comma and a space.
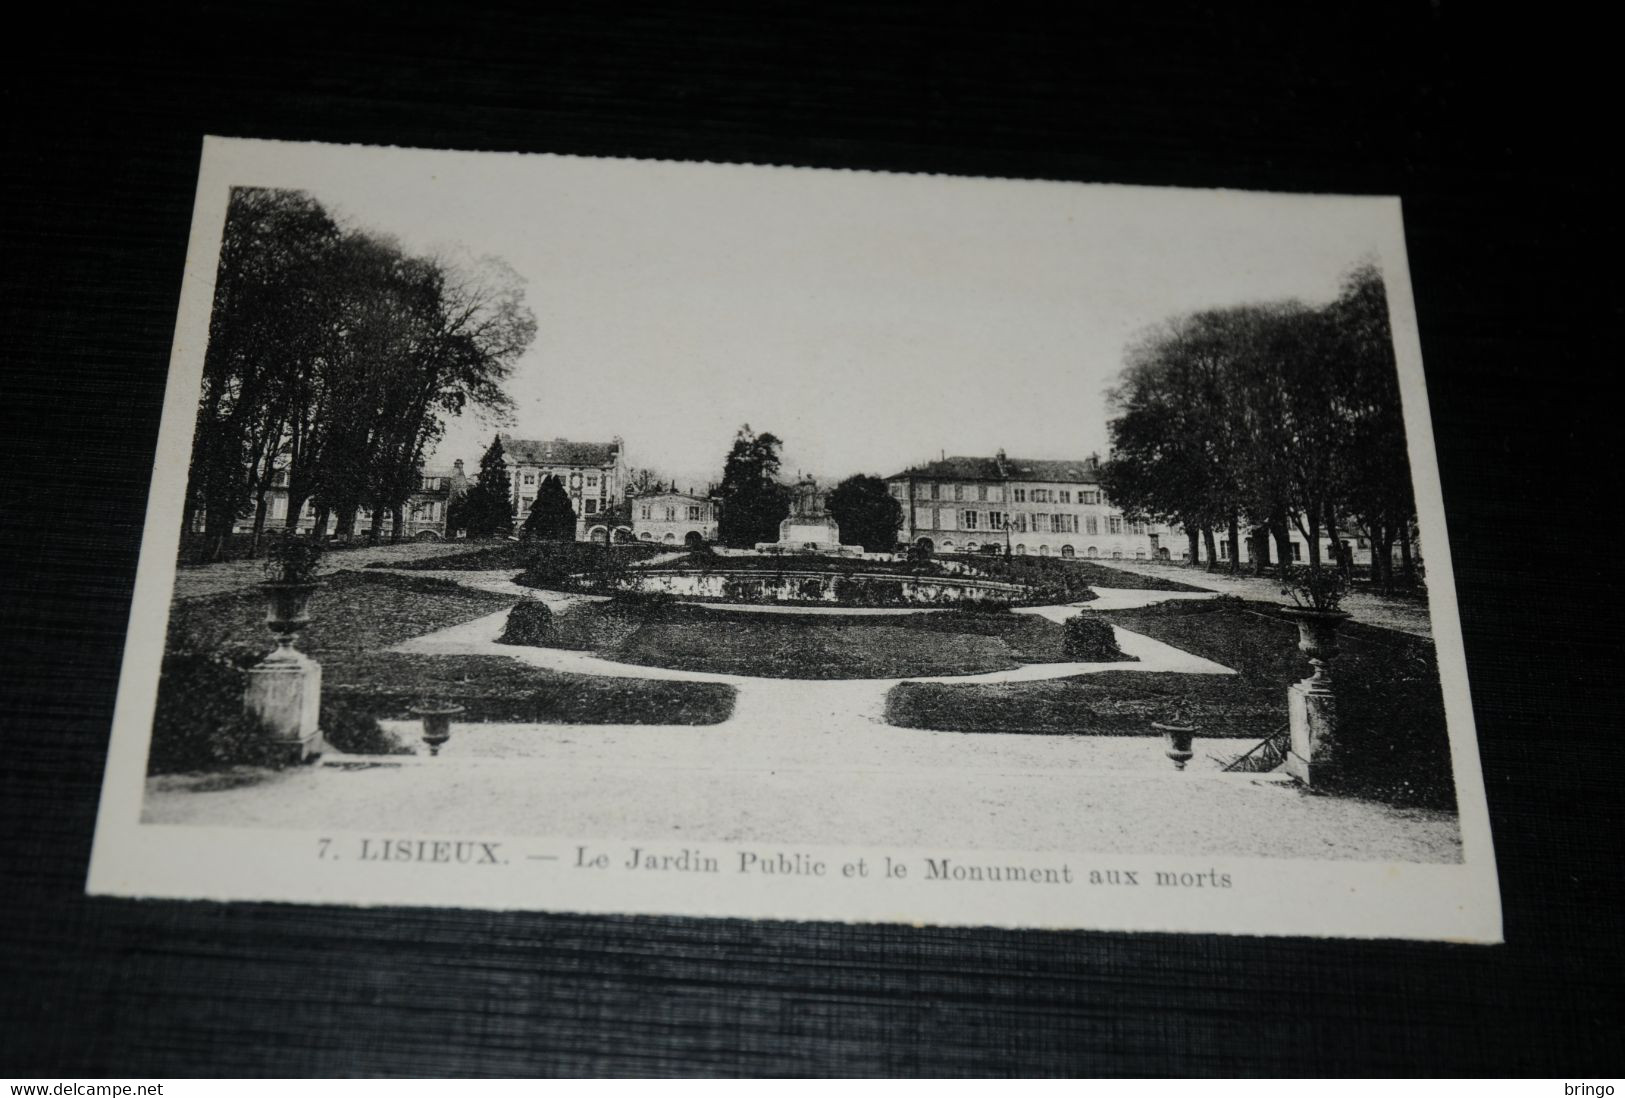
1083, 559, 1434, 638
143, 740, 1459, 862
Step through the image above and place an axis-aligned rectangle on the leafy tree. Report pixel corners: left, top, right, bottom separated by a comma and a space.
524, 474, 577, 540
715, 425, 791, 548
187, 187, 341, 560
1324, 264, 1415, 591
455, 437, 514, 537
185, 187, 530, 559
826, 474, 903, 552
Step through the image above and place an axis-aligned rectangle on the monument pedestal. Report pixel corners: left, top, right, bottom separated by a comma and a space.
245, 647, 322, 763
1284, 679, 1338, 787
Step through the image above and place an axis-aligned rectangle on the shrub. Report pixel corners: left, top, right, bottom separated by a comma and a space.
322, 699, 412, 755
147, 645, 287, 774
263, 533, 324, 584
1281, 564, 1347, 612
1061, 614, 1128, 661
498, 598, 554, 646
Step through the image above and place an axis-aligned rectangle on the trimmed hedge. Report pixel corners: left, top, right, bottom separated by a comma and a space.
1062, 613, 1129, 661
498, 599, 554, 645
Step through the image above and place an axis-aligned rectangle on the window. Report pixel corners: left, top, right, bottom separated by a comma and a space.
1081, 489, 1100, 505
929, 482, 940, 500
665, 506, 676, 521
1013, 488, 1027, 503
987, 512, 1004, 530
1059, 490, 1071, 504
977, 485, 988, 502
523, 473, 535, 486
1087, 546, 1098, 558
891, 484, 905, 499
1108, 516, 1124, 535
687, 506, 702, 520
1033, 513, 1048, 532
587, 475, 598, 487
1060, 544, 1075, 558
962, 510, 979, 530
585, 499, 598, 515
1013, 514, 1027, 533
1292, 543, 1304, 561
953, 484, 964, 501
640, 505, 651, 520
1085, 516, 1099, 535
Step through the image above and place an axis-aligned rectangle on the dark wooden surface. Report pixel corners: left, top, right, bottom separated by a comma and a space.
2, 3, 1620, 1076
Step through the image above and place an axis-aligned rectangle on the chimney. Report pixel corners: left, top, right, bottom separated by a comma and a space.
453, 459, 463, 470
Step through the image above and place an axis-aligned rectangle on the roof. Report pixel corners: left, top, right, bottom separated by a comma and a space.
886, 455, 1101, 484
500, 435, 620, 467
632, 491, 714, 504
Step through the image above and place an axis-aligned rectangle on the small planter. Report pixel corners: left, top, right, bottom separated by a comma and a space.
1279, 608, 1350, 691
1153, 719, 1197, 771
409, 704, 465, 757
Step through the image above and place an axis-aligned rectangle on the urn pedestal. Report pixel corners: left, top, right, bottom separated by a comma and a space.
1280, 608, 1349, 788
247, 582, 322, 763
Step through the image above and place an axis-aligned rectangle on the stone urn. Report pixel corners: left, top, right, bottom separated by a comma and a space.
409, 703, 465, 757
1278, 608, 1351, 692
1153, 717, 1197, 771
259, 581, 318, 660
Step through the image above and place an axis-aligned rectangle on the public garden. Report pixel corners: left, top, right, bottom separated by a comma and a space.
142, 537, 1461, 862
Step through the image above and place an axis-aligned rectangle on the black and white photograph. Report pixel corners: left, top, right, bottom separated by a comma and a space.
86, 137, 1499, 941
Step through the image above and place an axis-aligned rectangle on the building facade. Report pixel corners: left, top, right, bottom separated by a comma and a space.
884, 451, 1398, 567
886, 452, 1171, 560
500, 435, 626, 541
220, 461, 468, 540
630, 491, 717, 545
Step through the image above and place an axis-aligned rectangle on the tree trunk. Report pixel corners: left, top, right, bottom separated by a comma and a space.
335, 506, 357, 541
1271, 510, 1292, 573
369, 504, 386, 542
284, 493, 309, 533
1302, 507, 1322, 571
1185, 525, 1200, 566
391, 505, 405, 543
203, 502, 235, 564
1227, 515, 1241, 575
1202, 527, 1219, 572
1251, 527, 1268, 576
1400, 521, 1415, 585
312, 504, 330, 540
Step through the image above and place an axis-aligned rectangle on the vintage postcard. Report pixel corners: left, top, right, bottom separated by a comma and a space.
87, 136, 1501, 941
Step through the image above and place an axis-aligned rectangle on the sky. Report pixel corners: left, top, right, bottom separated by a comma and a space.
200, 140, 1409, 492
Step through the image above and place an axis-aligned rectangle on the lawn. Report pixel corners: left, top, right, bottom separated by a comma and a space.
501, 599, 1128, 679
159, 570, 736, 743
884, 596, 1456, 810
375, 539, 664, 572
